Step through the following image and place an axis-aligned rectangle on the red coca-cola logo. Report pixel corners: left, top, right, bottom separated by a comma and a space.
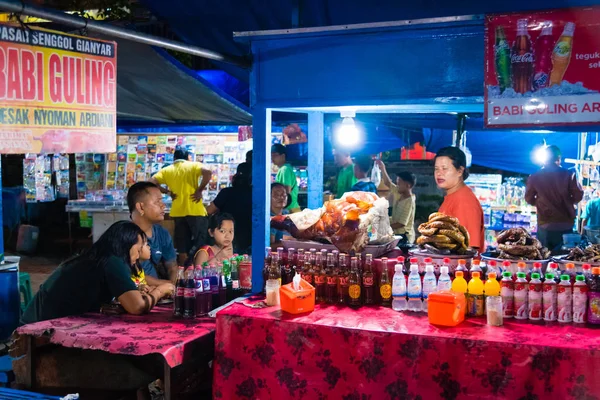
363, 277, 374, 286
511, 52, 533, 63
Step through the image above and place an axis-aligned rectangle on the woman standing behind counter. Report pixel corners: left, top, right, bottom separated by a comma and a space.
434, 147, 485, 252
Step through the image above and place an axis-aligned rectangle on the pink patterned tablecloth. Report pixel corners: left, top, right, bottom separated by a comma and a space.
17, 308, 216, 367
214, 302, 600, 399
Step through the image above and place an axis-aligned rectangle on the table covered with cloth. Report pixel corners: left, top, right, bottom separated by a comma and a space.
15, 308, 216, 399
213, 303, 600, 399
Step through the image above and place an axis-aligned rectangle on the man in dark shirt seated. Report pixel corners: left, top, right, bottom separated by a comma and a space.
128, 182, 178, 282
525, 145, 584, 252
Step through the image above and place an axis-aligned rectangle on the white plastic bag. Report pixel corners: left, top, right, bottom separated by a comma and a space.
371, 162, 382, 188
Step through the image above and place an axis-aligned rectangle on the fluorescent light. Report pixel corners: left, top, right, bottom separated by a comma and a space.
336, 117, 359, 147
533, 141, 549, 165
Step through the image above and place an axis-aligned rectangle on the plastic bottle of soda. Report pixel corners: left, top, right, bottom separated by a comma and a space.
218, 265, 227, 307
362, 255, 375, 305
533, 21, 553, 90
202, 263, 212, 312
379, 260, 392, 307
549, 22, 575, 86
484, 272, 500, 297
557, 275, 573, 323
407, 265, 423, 312
442, 257, 452, 279
301, 251, 314, 286
487, 260, 501, 281
546, 262, 561, 283
470, 259, 483, 280
451, 271, 468, 295
532, 262, 544, 282
528, 273, 542, 321
514, 272, 529, 320
582, 263, 592, 284
542, 273, 557, 322
587, 267, 600, 324
262, 247, 271, 294
456, 259, 468, 281
183, 267, 196, 319
194, 266, 206, 317
501, 271, 514, 318
422, 265, 437, 313
512, 18, 534, 94
565, 263, 577, 284
516, 262, 529, 281
231, 257, 241, 300
502, 261, 513, 280
392, 263, 407, 311
174, 266, 185, 317
573, 275, 588, 324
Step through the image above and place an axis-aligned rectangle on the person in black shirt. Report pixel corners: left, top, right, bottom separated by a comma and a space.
206, 162, 252, 254
21, 221, 174, 325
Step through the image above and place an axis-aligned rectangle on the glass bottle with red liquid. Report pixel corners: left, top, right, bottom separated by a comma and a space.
301, 251, 314, 286
511, 18, 534, 94
282, 248, 295, 285
362, 254, 375, 305
338, 253, 349, 305
194, 265, 207, 317
325, 253, 338, 304
348, 257, 362, 308
174, 266, 185, 317
262, 247, 272, 294
314, 251, 327, 303
183, 267, 197, 319
470, 259, 483, 281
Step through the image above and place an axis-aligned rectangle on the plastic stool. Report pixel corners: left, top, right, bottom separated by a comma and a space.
19, 272, 33, 312
0, 355, 14, 388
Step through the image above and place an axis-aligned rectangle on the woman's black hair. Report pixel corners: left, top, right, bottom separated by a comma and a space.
70, 220, 145, 275
208, 212, 236, 232
397, 171, 417, 187
271, 183, 292, 208
232, 162, 252, 188
435, 146, 470, 181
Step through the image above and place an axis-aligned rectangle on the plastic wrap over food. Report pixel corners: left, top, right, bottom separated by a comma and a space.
270, 191, 387, 253
359, 196, 394, 244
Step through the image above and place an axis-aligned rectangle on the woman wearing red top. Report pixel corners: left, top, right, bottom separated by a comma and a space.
434, 147, 485, 251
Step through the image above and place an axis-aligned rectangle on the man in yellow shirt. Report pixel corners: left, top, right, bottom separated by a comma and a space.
150, 147, 212, 263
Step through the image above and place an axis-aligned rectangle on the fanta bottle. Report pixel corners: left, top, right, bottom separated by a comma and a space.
484, 272, 500, 296
549, 22, 575, 86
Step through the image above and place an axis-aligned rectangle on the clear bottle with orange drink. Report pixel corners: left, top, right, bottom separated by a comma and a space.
549, 22, 575, 86
467, 272, 484, 317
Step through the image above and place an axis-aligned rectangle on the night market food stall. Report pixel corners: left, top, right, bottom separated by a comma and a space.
212, 5, 600, 399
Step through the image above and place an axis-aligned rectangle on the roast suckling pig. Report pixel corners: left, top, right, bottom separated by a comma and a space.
270, 192, 391, 253
495, 227, 551, 260
416, 212, 470, 254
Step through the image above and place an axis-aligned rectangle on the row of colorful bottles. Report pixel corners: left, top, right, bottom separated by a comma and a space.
173, 256, 247, 318
499, 268, 600, 324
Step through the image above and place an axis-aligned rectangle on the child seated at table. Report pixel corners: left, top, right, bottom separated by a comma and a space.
193, 213, 235, 266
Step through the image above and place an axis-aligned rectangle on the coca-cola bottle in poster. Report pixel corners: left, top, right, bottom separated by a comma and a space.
533, 21, 553, 90
511, 19, 534, 94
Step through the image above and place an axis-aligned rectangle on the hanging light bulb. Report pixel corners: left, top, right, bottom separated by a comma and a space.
533, 140, 549, 165
335, 111, 359, 148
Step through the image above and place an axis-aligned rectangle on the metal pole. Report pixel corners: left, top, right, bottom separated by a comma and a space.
0, 0, 249, 68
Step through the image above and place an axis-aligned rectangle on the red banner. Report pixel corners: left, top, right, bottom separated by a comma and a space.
0, 24, 117, 153
485, 7, 600, 128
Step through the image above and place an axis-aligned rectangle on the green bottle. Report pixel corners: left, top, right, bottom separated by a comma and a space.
494, 26, 512, 92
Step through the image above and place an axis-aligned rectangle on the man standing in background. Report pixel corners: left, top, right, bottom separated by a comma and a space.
334, 149, 356, 198
525, 145, 583, 252
271, 143, 300, 213
150, 146, 212, 263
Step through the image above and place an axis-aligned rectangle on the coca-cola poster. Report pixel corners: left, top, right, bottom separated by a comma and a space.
485, 7, 600, 127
